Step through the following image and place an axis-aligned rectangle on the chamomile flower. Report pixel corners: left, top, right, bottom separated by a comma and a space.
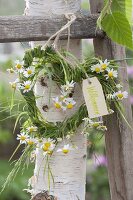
83, 117, 92, 124
97, 125, 107, 131
23, 66, 35, 78
57, 144, 72, 154
42, 138, 55, 151
17, 132, 29, 144
116, 84, 123, 89
61, 80, 75, 92
26, 138, 36, 146
99, 59, 110, 71
89, 120, 103, 128
32, 57, 40, 65
45, 144, 55, 156
105, 69, 118, 79
91, 64, 101, 73
53, 97, 62, 109
84, 120, 106, 132
64, 98, 76, 109
15, 60, 24, 73
66, 135, 71, 140
106, 94, 115, 100
27, 126, 38, 133
36, 138, 43, 147
91, 122, 103, 128
7, 68, 14, 74
114, 91, 128, 100
21, 81, 32, 93
108, 109, 114, 114
41, 138, 55, 156
57, 138, 63, 142
9, 78, 19, 90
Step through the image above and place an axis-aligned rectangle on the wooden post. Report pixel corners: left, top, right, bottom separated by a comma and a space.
90, 1, 133, 200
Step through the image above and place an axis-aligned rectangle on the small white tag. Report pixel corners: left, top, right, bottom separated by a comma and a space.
82, 77, 108, 118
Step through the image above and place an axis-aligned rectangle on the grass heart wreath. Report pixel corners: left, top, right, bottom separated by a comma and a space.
3, 45, 129, 192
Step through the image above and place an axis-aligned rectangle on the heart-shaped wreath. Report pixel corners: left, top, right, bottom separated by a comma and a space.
3, 45, 128, 191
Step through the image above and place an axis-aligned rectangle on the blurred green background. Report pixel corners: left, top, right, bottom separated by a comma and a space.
0, 1, 133, 200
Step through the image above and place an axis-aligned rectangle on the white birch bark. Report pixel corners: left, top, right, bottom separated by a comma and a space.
25, 0, 87, 199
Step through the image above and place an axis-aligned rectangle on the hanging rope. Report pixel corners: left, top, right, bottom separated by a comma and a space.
43, 13, 76, 49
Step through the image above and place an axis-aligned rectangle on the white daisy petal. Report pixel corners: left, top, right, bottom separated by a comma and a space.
7, 68, 14, 74
105, 69, 118, 79
64, 98, 76, 109
27, 126, 38, 133
114, 90, 128, 100
99, 59, 110, 71
17, 132, 29, 144
41, 138, 56, 156
57, 149, 62, 152
21, 81, 32, 93
23, 66, 35, 78
15, 60, 24, 73
91, 64, 101, 73
57, 144, 74, 154
26, 138, 36, 146
116, 84, 123, 89
9, 78, 20, 90
53, 97, 62, 109
61, 80, 75, 92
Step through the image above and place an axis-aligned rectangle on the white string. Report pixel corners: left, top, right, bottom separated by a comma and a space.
42, 13, 76, 50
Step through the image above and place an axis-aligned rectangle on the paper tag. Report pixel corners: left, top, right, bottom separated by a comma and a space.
82, 77, 108, 118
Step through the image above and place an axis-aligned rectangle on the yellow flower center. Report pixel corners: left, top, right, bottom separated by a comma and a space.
10, 68, 14, 73
11, 83, 16, 89
117, 93, 123, 99
20, 136, 26, 141
54, 102, 61, 109
100, 125, 107, 130
101, 64, 107, 70
93, 123, 99, 128
42, 145, 49, 152
62, 149, 69, 154
108, 71, 113, 77
44, 142, 51, 148
47, 150, 53, 155
95, 67, 100, 73
16, 64, 22, 69
67, 103, 73, 109
25, 85, 30, 90
27, 69, 32, 75
28, 140, 34, 145
29, 127, 34, 133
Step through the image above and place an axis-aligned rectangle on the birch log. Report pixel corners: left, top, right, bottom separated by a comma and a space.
25, 0, 86, 199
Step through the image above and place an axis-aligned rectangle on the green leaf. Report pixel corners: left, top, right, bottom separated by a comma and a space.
101, 12, 133, 49
111, 0, 132, 23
